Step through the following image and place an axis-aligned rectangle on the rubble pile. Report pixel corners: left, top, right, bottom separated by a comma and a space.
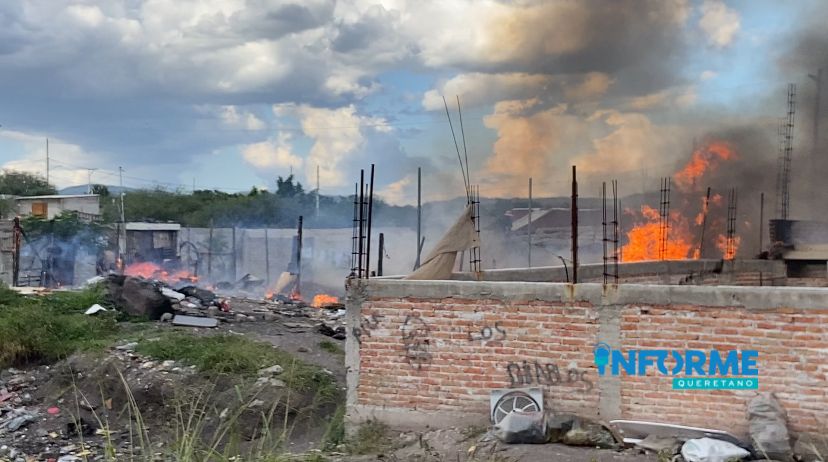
97, 274, 346, 331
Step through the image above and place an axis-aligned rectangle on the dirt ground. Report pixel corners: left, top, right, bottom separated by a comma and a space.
0, 295, 667, 461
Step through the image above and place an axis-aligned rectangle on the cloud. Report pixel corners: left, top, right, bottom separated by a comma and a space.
0, 129, 99, 188
422, 73, 554, 110
241, 132, 302, 171
700, 70, 718, 81
699, 0, 740, 48
220, 106, 267, 131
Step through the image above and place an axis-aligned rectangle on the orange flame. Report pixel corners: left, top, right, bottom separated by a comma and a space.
312, 294, 339, 307
124, 262, 199, 284
673, 142, 735, 191
621, 206, 694, 261
716, 234, 741, 260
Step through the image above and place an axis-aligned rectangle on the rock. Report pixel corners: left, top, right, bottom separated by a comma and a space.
161, 287, 185, 301
115, 342, 138, 351
297, 346, 311, 353
235, 314, 248, 322
177, 286, 216, 305
258, 365, 284, 376
560, 417, 617, 449
159, 313, 173, 322
105, 275, 173, 320
748, 393, 792, 461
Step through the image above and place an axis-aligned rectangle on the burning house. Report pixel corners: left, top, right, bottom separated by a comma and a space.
120, 222, 181, 267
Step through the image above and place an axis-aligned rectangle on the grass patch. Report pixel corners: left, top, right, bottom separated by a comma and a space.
322, 405, 346, 450
135, 332, 339, 400
347, 418, 391, 455
0, 284, 120, 366
318, 340, 344, 356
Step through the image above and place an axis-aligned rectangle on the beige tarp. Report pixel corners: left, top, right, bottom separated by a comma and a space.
406, 205, 479, 280
271, 271, 297, 294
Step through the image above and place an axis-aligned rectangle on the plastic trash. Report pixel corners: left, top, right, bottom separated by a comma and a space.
84, 304, 107, 315
681, 437, 750, 462
493, 411, 548, 444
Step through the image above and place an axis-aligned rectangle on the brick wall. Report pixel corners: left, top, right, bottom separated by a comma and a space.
345, 280, 828, 437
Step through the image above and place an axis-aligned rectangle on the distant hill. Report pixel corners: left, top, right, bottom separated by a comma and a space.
59, 185, 134, 195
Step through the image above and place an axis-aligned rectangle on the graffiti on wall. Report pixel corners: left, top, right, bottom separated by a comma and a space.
352, 313, 383, 345
401, 315, 432, 369
468, 322, 507, 342
506, 360, 593, 391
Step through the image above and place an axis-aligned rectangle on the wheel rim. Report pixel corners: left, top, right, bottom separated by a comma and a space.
493, 392, 540, 425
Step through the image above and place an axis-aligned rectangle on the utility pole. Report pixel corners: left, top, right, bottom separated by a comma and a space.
86, 169, 97, 194
316, 164, 320, 218
45, 139, 49, 184
119, 167, 125, 223
809, 69, 823, 171
528, 177, 533, 268
415, 167, 422, 270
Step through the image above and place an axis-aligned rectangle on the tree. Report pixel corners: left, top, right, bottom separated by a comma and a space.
0, 170, 57, 196
91, 184, 110, 197
275, 175, 304, 198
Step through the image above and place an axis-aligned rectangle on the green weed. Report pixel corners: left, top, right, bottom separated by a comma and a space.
135, 332, 339, 401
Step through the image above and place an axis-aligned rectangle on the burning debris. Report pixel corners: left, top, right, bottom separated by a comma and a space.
622, 141, 743, 262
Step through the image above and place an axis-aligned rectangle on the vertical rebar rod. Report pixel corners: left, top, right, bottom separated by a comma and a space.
602, 181, 608, 284
351, 183, 359, 275
528, 178, 533, 268
571, 166, 578, 283
759, 192, 765, 253
612, 180, 619, 283
726, 189, 737, 260
415, 167, 422, 270
366, 164, 375, 278
358, 170, 364, 278
698, 187, 711, 259
296, 216, 303, 292
377, 233, 384, 277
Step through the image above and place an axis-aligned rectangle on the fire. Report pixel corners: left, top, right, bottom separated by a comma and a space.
694, 196, 708, 226
124, 262, 198, 284
716, 234, 741, 260
673, 141, 735, 191
124, 261, 162, 279
312, 294, 339, 307
621, 206, 694, 261
623, 140, 743, 262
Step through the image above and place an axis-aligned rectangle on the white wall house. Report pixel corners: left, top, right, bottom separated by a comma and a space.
16, 194, 101, 220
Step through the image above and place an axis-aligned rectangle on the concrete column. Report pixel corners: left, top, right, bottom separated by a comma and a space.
596, 303, 622, 421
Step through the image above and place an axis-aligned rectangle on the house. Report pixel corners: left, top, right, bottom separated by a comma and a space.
120, 222, 181, 265
506, 207, 602, 242
16, 194, 100, 221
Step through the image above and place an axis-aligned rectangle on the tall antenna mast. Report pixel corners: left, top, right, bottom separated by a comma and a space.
316, 164, 320, 218
46, 138, 49, 184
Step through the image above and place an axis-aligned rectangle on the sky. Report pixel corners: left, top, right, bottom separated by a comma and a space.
0, 0, 824, 205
